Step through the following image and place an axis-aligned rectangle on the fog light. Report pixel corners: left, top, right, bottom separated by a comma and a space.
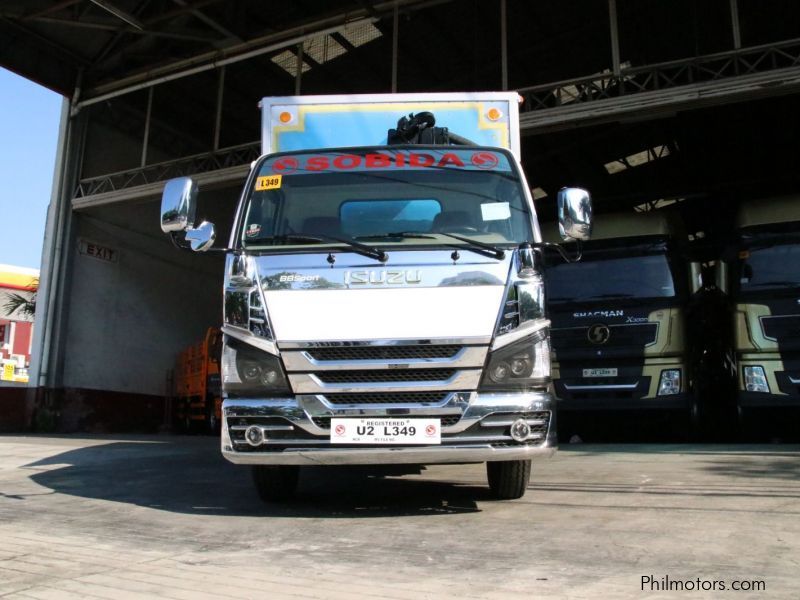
510, 418, 531, 442
245, 425, 264, 446
657, 369, 681, 396
743, 366, 769, 393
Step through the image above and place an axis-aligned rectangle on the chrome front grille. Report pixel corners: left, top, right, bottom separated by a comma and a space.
281, 341, 487, 396
322, 392, 450, 405
306, 345, 461, 361
316, 369, 457, 384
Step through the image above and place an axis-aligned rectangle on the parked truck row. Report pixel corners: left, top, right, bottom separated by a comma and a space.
544, 197, 800, 440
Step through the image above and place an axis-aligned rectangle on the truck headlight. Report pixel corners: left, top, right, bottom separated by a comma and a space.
743, 366, 769, 393
496, 280, 544, 336
222, 338, 290, 397
657, 369, 681, 396
224, 288, 274, 340
480, 331, 550, 390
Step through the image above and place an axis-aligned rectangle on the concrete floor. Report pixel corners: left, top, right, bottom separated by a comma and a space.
0, 435, 798, 599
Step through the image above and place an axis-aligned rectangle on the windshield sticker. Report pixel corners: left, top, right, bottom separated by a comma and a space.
471, 151, 500, 169
263, 150, 511, 174
305, 152, 466, 171
481, 202, 511, 221
245, 224, 262, 238
255, 174, 282, 190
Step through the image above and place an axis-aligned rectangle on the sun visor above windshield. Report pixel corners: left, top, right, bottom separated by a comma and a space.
260, 92, 521, 159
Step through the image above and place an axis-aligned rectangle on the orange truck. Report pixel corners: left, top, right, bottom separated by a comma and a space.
173, 327, 222, 432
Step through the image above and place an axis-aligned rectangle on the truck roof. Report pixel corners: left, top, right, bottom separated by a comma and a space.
737, 195, 800, 228
259, 92, 521, 159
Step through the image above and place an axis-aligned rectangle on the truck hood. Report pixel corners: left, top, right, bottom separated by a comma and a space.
253, 250, 511, 342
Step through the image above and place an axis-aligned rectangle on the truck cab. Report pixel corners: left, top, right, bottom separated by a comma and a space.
723, 196, 800, 424
544, 211, 698, 434
159, 93, 592, 501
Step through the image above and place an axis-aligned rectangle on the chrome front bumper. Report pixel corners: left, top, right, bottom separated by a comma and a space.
221, 391, 556, 466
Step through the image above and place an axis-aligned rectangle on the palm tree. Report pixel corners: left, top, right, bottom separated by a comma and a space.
3, 278, 38, 318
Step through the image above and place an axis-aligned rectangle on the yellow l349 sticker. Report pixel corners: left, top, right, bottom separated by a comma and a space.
255, 174, 282, 190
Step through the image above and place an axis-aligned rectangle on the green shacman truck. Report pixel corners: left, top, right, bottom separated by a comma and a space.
544, 210, 700, 435
722, 196, 800, 426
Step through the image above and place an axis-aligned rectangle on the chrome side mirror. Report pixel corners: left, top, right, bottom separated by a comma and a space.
557, 187, 593, 241
185, 221, 216, 252
161, 177, 197, 233
161, 177, 217, 253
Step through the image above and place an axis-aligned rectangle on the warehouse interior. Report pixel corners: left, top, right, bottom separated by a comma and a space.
2, 0, 800, 436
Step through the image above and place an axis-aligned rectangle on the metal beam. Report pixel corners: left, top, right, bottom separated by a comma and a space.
519, 65, 800, 134
391, 0, 399, 92
82, 0, 442, 99
72, 164, 251, 210
500, 0, 508, 90
73, 17, 381, 113
0, 16, 91, 67
141, 86, 154, 167
169, 0, 239, 40
23, 15, 218, 42
608, 0, 620, 76
213, 66, 225, 151
294, 42, 304, 95
22, 0, 82, 20
88, 0, 144, 29
730, 0, 741, 50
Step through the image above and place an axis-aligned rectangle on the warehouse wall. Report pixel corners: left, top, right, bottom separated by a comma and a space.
60, 195, 229, 397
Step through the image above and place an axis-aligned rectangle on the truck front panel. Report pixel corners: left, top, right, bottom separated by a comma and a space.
220, 146, 555, 465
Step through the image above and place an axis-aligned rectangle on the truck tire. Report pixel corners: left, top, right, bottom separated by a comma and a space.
205, 395, 219, 434
486, 460, 531, 500
252, 466, 300, 502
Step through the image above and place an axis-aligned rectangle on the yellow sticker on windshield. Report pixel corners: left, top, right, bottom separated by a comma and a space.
255, 175, 282, 190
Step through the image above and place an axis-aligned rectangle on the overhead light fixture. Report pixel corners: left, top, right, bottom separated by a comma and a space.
604, 144, 672, 174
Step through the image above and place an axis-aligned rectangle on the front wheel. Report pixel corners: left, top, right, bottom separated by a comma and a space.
486, 460, 531, 500
252, 466, 300, 502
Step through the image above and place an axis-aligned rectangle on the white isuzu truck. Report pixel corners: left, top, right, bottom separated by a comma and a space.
160, 93, 592, 501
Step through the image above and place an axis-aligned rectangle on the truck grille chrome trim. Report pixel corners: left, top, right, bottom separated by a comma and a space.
281, 345, 487, 371
316, 369, 456, 383
278, 337, 492, 349
288, 369, 482, 393
320, 392, 451, 405
307, 345, 462, 361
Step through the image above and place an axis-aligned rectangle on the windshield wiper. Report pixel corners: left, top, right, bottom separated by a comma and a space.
354, 231, 436, 240
435, 232, 505, 260
247, 233, 387, 262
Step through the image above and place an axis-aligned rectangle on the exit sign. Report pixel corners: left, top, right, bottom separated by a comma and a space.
78, 239, 119, 263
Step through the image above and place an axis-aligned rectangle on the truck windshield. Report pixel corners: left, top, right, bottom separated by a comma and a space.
546, 253, 677, 303
737, 242, 800, 293
239, 147, 533, 251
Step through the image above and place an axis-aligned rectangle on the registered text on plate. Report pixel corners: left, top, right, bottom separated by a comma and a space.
330, 418, 441, 445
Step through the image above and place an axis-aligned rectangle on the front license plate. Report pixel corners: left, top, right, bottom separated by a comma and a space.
330, 418, 441, 445
582, 368, 618, 377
